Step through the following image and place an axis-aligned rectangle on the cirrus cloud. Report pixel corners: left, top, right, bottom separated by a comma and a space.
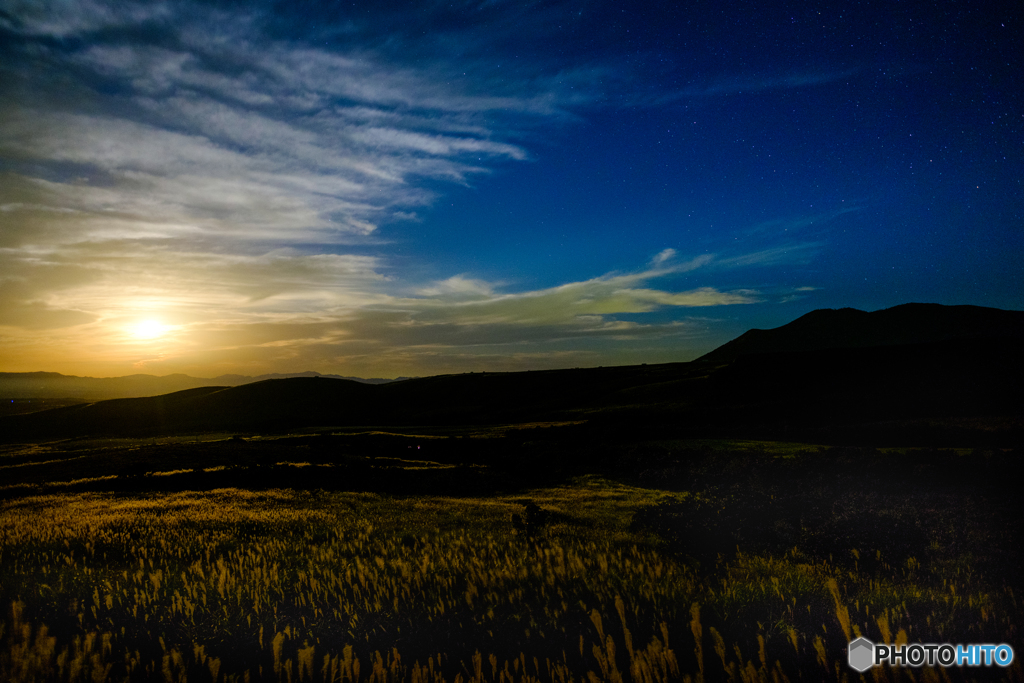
0, 0, 824, 376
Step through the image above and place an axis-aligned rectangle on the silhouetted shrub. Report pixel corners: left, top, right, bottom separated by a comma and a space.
510, 500, 550, 538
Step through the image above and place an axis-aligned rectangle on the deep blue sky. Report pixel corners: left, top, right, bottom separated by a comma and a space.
0, 0, 1020, 377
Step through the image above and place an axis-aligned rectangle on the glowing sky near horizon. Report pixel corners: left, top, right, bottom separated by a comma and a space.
0, 0, 1021, 378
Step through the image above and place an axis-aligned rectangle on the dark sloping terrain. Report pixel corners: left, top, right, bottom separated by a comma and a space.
0, 379, 372, 438
0, 370, 402, 401
0, 364, 710, 439
2, 303, 1022, 445
687, 336, 1024, 443
696, 302, 1024, 363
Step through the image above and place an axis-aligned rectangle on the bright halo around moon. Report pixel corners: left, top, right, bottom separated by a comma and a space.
132, 320, 169, 340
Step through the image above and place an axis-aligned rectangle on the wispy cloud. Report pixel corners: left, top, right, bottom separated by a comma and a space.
708, 208, 860, 270
0, 1, 560, 336
0, 44, 538, 244
650, 248, 677, 266
713, 242, 824, 269
0, 1, 829, 375
401, 267, 759, 324
162, 262, 762, 375
0, 234, 777, 374
653, 68, 861, 104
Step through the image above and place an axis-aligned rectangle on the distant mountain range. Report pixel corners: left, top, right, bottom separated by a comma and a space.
0, 370, 409, 399
2, 303, 1022, 446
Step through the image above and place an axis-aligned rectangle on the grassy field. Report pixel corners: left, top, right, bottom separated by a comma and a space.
0, 436, 1020, 682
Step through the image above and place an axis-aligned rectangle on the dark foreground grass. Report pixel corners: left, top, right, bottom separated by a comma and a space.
0, 442, 1020, 682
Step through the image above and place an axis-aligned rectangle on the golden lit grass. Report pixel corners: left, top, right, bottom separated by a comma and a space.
0, 482, 1018, 682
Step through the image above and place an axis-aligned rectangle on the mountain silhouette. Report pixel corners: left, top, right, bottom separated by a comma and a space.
2, 303, 1021, 445
696, 303, 1024, 363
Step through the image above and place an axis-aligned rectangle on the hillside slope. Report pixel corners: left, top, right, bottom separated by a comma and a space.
0, 370, 402, 401
697, 303, 1024, 363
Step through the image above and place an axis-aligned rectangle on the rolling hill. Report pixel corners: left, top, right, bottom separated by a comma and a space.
0, 370, 405, 401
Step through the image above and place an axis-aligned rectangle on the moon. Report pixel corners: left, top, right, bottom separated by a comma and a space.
132, 320, 168, 340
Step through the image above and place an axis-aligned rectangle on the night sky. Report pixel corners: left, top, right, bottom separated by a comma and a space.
1, 0, 1020, 378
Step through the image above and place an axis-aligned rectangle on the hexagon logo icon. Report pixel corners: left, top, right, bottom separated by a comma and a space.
848, 637, 875, 672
